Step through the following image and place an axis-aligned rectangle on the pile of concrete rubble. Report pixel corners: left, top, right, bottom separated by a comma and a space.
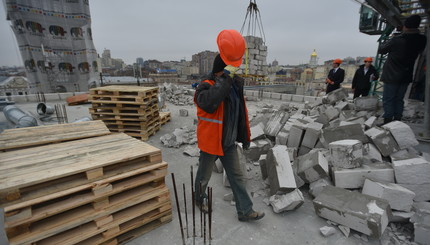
160, 83, 194, 106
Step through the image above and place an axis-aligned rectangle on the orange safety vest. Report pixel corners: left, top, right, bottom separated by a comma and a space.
195, 80, 250, 156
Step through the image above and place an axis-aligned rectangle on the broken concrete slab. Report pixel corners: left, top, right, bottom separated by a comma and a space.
365, 127, 400, 157
301, 122, 323, 149
286, 123, 306, 148
398, 183, 430, 202
334, 101, 349, 111
411, 202, 430, 245
362, 143, 383, 163
390, 147, 421, 161
183, 145, 200, 157
269, 189, 304, 213
320, 123, 368, 147
324, 106, 340, 121
250, 122, 265, 141
266, 145, 297, 195
297, 150, 329, 183
313, 185, 391, 238
309, 178, 333, 198
179, 109, 189, 117
275, 130, 288, 145
264, 111, 289, 137
364, 116, 377, 129
390, 211, 414, 223
259, 154, 267, 180
362, 179, 415, 212
243, 139, 273, 162
320, 226, 337, 237
332, 163, 395, 189
329, 139, 363, 169
338, 225, 350, 237
298, 146, 311, 156
382, 121, 419, 149
323, 88, 348, 105
354, 96, 378, 111
392, 157, 430, 185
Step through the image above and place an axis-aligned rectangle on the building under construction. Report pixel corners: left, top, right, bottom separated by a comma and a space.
3, 0, 98, 93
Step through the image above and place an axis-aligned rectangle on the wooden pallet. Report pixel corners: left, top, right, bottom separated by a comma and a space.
159, 112, 171, 125
0, 133, 162, 205
89, 86, 159, 103
106, 120, 160, 133
90, 97, 158, 109
0, 121, 111, 151
101, 116, 159, 128
90, 110, 159, 122
7, 185, 171, 245
89, 104, 158, 116
115, 124, 161, 141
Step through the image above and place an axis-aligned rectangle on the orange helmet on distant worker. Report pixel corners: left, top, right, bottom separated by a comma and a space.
333, 59, 342, 65
364, 57, 373, 62
216, 30, 246, 67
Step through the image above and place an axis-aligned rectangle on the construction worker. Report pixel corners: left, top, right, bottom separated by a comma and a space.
325, 59, 345, 94
351, 57, 379, 99
379, 14, 426, 124
194, 30, 264, 222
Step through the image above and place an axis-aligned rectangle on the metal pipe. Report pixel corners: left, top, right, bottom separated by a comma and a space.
183, 183, 189, 238
171, 173, 186, 245
3, 105, 37, 128
36, 103, 55, 115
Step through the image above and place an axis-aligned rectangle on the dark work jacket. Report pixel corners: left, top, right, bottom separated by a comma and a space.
194, 73, 250, 152
352, 64, 379, 90
378, 30, 426, 84
326, 68, 345, 93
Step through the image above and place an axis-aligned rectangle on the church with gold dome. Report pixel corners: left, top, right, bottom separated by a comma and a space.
309, 49, 318, 67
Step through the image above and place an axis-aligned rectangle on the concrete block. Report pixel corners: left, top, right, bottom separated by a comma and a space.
313, 186, 391, 238
364, 116, 377, 129
244, 139, 272, 162
309, 178, 333, 198
281, 94, 292, 101
332, 163, 395, 189
292, 95, 304, 102
262, 92, 271, 99
301, 122, 323, 148
362, 143, 383, 163
321, 124, 367, 147
411, 202, 430, 225
304, 96, 316, 103
179, 109, 188, 117
329, 140, 363, 169
275, 131, 288, 145
264, 111, 289, 137
324, 106, 340, 121
213, 159, 223, 173
287, 147, 297, 163
250, 122, 265, 141
323, 88, 348, 105
354, 96, 378, 111
12, 95, 28, 103
287, 123, 306, 148
365, 127, 400, 157
58, 92, 74, 100
223, 169, 230, 187
392, 157, 430, 185
362, 179, 415, 212
339, 110, 356, 121
413, 224, 430, 245
297, 150, 329, 183
390, 147, 421, 161
320, 226, 337, 237
259, 154, 267, 180
271, 93, 282, 100
266, 145, 297, 195
399, 183, 430, 201
298, 146, 311, 156
334, 101, 349, 111
269, 189, 304, 213
390, 211, 414, 223
382, 121, 419, 149
44, 93, 61, 101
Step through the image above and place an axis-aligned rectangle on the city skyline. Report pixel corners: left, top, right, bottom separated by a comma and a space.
0, 0, 380, 67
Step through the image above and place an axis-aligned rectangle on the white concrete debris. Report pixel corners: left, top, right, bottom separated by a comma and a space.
297, 150, 329, 183
362, 179, 415, 212
338, 225, 350, 237
320, 226, 337, 237
179, 109, 188, 117
323, 88, 348, 105
390, 211, 414, 223
313, 186, 391, 238
410, 202, 430, 245
332, 163, 395, 189
390, 147, 421, 161
266, 145, 297, 195
354, 96, 378, 111
250, 122, 265, 141
329, 139, 363, 169
244, 139, 272, 162
183, 145, 200, 157
269, 189, 304, 213
259, 154, 267, 180
392, 157, 430, 201
365, 126, 400, 157
321, 123, 367, 147
324, 106, 340, 121
309, 178, 333, 198
160, 126, 197, 148
264, 111, 289, 137
362, 143, 383, 163
382, 121, 419, 149
287, 123, 306, 148
364, 116, 377, 129
213, 159, 223, 173
301, 122, 324, 149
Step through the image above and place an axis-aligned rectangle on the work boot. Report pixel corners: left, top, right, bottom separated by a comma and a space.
394, 117, 402, 121
383, 117, 393, 125
196, 199, 208, 213
238, 210, 265, 222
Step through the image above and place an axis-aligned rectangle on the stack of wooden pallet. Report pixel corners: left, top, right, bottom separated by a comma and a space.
89, 86, 161, 141
159, 111, 171, 126
0, 121, 172, 245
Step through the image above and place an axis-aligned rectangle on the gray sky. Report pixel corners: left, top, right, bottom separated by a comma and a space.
0, 0, 380, 67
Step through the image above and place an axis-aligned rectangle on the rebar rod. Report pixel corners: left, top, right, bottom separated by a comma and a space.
171, 173, 186, 245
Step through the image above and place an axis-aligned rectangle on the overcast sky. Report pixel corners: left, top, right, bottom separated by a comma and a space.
0, 0, 380, 67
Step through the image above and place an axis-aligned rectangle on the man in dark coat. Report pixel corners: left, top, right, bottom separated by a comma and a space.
326, 59, 345, 93
379, 14, 426, 124
352, 57, 379, 99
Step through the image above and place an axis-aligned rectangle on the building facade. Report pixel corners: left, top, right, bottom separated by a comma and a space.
4, 0, 98, 93
191, 50, 218, 75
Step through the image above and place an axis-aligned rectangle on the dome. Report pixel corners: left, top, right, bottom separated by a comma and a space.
311, 49, 317, 57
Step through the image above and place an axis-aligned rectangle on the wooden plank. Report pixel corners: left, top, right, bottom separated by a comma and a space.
89, 104, 158, 115
66, 93, 90, 106
0, 133, 161, 196
89, 86, 158, 96
0, 120, 111, 151
8, 186, 171, 245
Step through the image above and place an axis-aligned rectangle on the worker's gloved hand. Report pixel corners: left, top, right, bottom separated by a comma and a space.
224, 65, 240, 78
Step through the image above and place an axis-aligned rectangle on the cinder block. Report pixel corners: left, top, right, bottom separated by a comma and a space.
362, 179, 415, 212
287, 123, 306, 148
413, 224, 430, 245
354, 96, 378, 111
323, 88, 348, 105
297, 150, 329, 183
264, 111, 289, 137
259, 154, 267, 180
332, 163, 395, 189
362, 143, 382, 163
244, 139, 272, 162
282, 94, 292, 101
365, 127, 400, 157
321, 123, 367, 147
271, 93, 282, 100
266, 145, 297, 195
399, 183, 430, 201
250, 122, 265, 141
262, 92, 271, 99
12, 95, 28, 103
334, 101, 349, 111
292, 95, 304, 102
309, 178, 333, 198
324, 106, 340, 121
390, 211, 414, 223
364, 116, 377, 129
313, 185, 391, 238
275, 131, 288, 145
269, 189, 304, 213
382, 121, 419, 149
301, 122, 323, 148
392, 157, 430, 185
298, 146, 311, 156
329, 140, 363, 169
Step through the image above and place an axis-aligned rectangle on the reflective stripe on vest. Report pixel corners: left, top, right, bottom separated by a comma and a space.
198, 116, 222, 124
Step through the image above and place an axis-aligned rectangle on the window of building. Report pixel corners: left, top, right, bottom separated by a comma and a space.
18, 92, 23, 95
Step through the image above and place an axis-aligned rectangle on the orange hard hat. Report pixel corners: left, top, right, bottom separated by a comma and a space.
364, 57, 373, 62
216, 30, 246, 67
333, 59, 342, 64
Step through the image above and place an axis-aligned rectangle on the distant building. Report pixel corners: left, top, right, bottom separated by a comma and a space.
100, 49, 125, 70
0, 76, 30, 96
309, 49, 318, 67
4, 0, 98, 93
192, 51, 218, 75
136, 57, 144, 66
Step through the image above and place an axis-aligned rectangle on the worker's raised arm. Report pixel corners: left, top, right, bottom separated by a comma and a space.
194, 75, 232, 114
